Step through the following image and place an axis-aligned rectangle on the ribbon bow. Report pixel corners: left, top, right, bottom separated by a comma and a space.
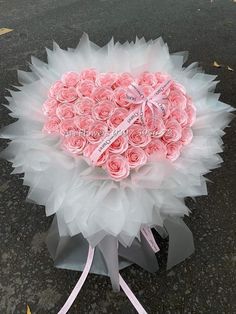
90, 79, 172, 164
126, 79, 172, 125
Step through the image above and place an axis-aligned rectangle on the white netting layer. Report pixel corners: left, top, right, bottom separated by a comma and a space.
1, 34, 233, 247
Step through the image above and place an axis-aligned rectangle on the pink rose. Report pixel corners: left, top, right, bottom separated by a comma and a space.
74, 116, 94, 133
109, 135, 128, 154
43, 116, 61, 134
172, 82, 186, 94
57, 87, 78, 103
185, 100, 196, 127
61, 72, 80, 87
56, 103, 75, 120
153, 102, 170, 120
109, 108, 128, 128
145, 139, 167, 158
144, 102, 170, 122
114, 87, 130, 108
142, 85, 154, 97
74, 97, 94, 116
114, 72, 133, 88
48, 81, 64, 98
181, 127, 193, 145
92, 100, 115, 121
80, 68, 97, 82
92, 87, 114, 101
106, 154, 130, 181
160, 84, 171, 98
62, 135, 87, 155
166, 141, 182, 161
59, 119, 78, 136
76, 80, 94, 97
149, 117, 166, 137
83, 144, 109, 166
168, 90, 187, 110
154, 74, 172, 95
129, 103, 140, 112
128, 125, 151, 147
170, 108, 188, 126
162, 119, 182, 143
125, 147, 147, 168
138, 71, 157, 87
96, 150, 109, 166
88, 121, 108, 144
42, 98, 58, 116
143, 107, 160, 128
96, 72, 118, 88
155, 72, 170, 84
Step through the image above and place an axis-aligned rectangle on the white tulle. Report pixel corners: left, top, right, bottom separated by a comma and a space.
1, 34, 233, 247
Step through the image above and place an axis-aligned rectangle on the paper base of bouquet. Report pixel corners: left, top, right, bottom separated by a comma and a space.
46, 215, 194, 291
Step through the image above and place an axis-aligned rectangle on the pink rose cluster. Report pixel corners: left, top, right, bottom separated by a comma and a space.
42, 69, 196, 181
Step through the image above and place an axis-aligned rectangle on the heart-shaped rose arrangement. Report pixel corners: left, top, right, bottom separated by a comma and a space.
42, 70, 196, 180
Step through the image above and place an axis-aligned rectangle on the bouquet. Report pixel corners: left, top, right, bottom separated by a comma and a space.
1, 34, 233, 313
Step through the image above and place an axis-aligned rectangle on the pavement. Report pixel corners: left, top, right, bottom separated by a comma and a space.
0, 0, 236, 313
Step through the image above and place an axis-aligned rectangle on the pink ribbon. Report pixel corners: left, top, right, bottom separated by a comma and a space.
141, 226, 160, 253
90, 79, 172, 164
119, 274, 148, 314
57, 244, 149, 314
57, 245, 95, 314
126, 79, 172, 125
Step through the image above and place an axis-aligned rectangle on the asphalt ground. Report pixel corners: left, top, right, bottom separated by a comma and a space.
0, 0, 235, 313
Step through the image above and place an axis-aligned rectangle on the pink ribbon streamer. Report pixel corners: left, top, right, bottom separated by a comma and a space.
141, 226, 160, 253
57, 246, 95, 314
90, 79, 172, 164
57, 244, 149, 314
126, 79, 172, 124
119, 274, 148, 314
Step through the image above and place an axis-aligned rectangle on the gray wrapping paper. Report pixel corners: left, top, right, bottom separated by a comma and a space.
98, 236, 120, 291
164, 217, 194, 269
46, 216, 132, 276
46, 215, 194, 290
